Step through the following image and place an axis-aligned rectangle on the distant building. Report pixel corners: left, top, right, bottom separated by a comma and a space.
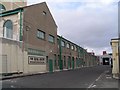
98, 51, 112, 65
0, 2, 99, 75
88, 52, 95, 56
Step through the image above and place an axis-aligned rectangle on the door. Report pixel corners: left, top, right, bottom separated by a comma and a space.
2, 55, 7, 74
103, 58, 109, 65
68, 56, 71, 69
49, 59, 53, 72
72, 57, 74, 69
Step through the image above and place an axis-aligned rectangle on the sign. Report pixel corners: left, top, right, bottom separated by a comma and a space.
28, 55, 46, 65
28, 48, 45, 56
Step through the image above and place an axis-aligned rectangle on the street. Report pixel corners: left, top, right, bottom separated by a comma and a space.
2, 65, 114, 88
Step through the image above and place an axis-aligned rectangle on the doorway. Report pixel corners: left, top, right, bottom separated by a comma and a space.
103, 58, 110, 65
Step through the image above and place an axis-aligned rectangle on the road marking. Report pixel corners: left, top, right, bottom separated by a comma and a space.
106, 76, 112, 79
10, 85, 15, 88
95, 73, 104, 81
106, 75, 110, 77
11, 80, 17, 83
91, 85, 96, 88
88, 71, 106, 88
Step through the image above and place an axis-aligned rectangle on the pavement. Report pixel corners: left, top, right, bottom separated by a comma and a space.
88, 69, 119, 88
0, 66, 120, 88
0, 69, 69, 80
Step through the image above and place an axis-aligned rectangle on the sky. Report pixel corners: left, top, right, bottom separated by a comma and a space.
28, 0, 118, 55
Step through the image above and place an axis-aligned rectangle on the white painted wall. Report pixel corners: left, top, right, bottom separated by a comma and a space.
0, 14, 20, 41
111, 39, 119, 79
1, 38, 25, 74
0, 38, 47, 74
0, 14, 47, 74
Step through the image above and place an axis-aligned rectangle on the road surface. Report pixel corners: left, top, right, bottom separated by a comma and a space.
2, 65, 111, 88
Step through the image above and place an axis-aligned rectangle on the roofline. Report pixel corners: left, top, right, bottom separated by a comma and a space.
57, 35, 84, 49
24, 2, 58, 28
111, 38, 120, 40
0, 8, 23, 17
0, 2, 58, 27
23, 2, 46, 8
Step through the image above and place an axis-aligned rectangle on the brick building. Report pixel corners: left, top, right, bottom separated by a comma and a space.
0, 2, 98, 75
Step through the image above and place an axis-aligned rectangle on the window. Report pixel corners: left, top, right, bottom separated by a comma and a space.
48, 34, 55, 43
0, 4, 6, 12
57, 38, 59, 44
61, 40, 65, 47
46, 56, 48, 64
74, 46, 77, 51
71, 45, 74, 50
3, 20, 13, 39
66, 43, 70, 48
42, 11, 47, 15
57, 38, 59, 48
37, 30, 45, 40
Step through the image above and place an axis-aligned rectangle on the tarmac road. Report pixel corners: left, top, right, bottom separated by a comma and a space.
2, 65, 113, 88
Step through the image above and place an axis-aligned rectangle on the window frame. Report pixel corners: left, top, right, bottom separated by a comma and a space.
71, 45, 74, 50
61, 40, 65, 47
37, 29, 45, 40
48, 34, 55, 43
74, 45, 77, 51
66, 43, 70, 49
3, 20, 13, 39
0, 4, 6, 12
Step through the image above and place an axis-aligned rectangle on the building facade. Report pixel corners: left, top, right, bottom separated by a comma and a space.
0, 2, 99, 75
0, 0, 27, 12
98, 51, 112, 65
111, 38, 120, 79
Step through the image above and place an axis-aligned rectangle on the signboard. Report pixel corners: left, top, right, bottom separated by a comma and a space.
28, 48, 45, 56
28, 55, 46, 65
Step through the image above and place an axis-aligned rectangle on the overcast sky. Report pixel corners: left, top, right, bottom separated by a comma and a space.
28, 0, 118, 55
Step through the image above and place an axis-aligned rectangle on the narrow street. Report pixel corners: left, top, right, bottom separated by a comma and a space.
2, 65, 113, 88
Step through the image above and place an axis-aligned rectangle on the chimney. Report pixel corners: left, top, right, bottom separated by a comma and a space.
103, 51, 107, 55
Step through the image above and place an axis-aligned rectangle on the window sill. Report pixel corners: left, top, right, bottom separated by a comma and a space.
37, 37, 45, 41
48, 41, 55, 44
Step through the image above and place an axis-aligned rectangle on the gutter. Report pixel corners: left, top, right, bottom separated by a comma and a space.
0, 8, 23, 17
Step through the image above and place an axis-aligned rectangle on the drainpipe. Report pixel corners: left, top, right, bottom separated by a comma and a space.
19, 9, 23, 41
19, 9, 24, 73
59, 36, 63, 70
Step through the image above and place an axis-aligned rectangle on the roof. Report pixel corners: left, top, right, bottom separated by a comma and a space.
57, 35, 84, 50
0, 2, 58, 27
111, 38, 120, 40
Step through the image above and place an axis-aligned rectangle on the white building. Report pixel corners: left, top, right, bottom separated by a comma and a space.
111, 38, 120, 79
98, 51, 112, 65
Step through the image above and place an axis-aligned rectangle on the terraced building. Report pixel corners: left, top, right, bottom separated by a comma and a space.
0, 2, 99, 75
